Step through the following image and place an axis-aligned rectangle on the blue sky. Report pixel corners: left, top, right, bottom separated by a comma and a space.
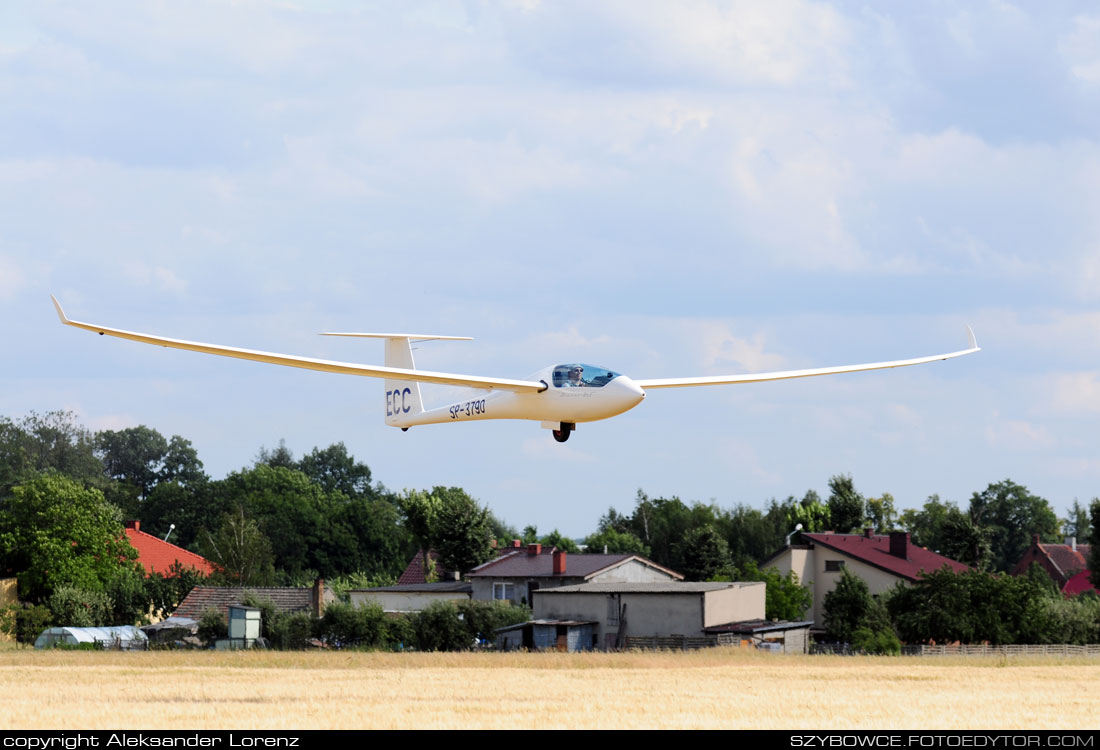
2, 1, 1099, 535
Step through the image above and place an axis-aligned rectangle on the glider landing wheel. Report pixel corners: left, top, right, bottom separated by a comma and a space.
552, 422, 574, 443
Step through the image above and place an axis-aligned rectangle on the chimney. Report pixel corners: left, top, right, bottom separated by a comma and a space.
527, 543, 541, 556
863, 527, 873, 539
889, 531, 910, 560
1032, 534, 1041, 547
125, 520, 139, 532
511, 539, 522, 548
1066, 536, 1077, 551
553, 549, 567, 575
312, 578, 325, 618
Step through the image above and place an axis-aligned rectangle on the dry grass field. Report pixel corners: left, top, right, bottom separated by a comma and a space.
1, 646, 1098, 730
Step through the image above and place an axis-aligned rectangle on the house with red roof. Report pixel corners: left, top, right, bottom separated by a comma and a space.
1011, 535, 1093, 596
762, 530, 969, 631
123, 521, 217, 577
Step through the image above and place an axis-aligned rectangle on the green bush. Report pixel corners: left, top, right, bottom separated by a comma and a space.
316, 601, 388, 649
851, 626, 901, 655
48, 586, 113, 627
269, 611, 314, 650
456, 600, 530, 647
413, 601, 469, 652
196, 607, 227, 647
0, 603, 54, 644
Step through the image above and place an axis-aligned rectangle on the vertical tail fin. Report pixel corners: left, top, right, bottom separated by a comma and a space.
319, 331, 472, 428
382, 337, 424, 426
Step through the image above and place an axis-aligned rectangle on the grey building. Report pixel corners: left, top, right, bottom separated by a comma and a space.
468, 544, 683, 605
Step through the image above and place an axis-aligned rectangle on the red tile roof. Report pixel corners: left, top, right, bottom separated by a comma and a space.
801, 532, 969, 581
124, 522, 216, 577
397, 550, 455, 585
1062, 570, 1096, 597
1011, 538, 1091, 586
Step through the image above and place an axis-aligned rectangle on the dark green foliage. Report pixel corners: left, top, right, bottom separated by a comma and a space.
677, 525, 733, 581
145, 563, 209, 621
297, 442, 372, 498
886, 565, 1099, 645
0, 473, 139, 602
408, 600, 530, 651
1063, 500, 1091, 545
105, 566, 153, 625
412, 601, 470, 652
1091, 500, 1100, 590
0, 411, 106, 495
0, 603, 55, 644
199, 507, 276, 586
822, 568, 894, 645
269, 612, 315, 650
197, 607, 227, 647
430, 486, 494, 575
47, 585, 113, 627
851, 626, 901, 655
456, 600, 531, 646
827, 475, 864, 533
738, 562, 812, 621
968, 480, 1059, 573
582, 527, 650, 556
538, 529, 579, 554
316, 601, 389, 649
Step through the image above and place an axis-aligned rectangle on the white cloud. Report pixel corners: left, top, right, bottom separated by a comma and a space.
984, 413, 1054, 450
1048, 372, 1100, 415
1059, 15, 1100, 85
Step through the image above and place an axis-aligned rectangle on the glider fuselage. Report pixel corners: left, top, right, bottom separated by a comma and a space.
388, 364, 646, 428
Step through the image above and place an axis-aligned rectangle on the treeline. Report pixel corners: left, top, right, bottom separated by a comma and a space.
582, 476, 1096, 579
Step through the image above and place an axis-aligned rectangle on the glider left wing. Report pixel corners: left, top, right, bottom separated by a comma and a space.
51, 296, 545, 393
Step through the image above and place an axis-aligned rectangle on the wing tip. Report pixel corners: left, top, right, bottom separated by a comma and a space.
965, 324, 979, 351
50, 294, 69, 324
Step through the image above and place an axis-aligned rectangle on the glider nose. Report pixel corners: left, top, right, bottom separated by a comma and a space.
612, 375, 646, 412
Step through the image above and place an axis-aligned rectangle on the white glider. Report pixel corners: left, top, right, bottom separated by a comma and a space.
52, 296, 979, 443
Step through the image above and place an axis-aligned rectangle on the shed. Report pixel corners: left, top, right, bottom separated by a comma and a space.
495, 619, 598, 652
34, 625, 148, 650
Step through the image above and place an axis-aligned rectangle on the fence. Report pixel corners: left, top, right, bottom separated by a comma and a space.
810, 643, 1100, 657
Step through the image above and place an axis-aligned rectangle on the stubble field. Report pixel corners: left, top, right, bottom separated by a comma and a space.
1, 647, 1098, 730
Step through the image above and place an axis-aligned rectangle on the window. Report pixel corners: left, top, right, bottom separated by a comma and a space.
493, 582, 515, 601
551, 364, 621, 388
607, 594, 621, 626
825, 560, 845, 572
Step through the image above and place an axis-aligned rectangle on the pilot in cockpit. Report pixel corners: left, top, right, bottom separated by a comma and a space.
565, 366, 585, 387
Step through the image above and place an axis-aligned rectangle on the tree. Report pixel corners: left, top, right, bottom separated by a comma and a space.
787, 489, 831, 534
255, 439, 296, 469
827, 475, 864, 533
400, 489, 442, 582
899, 495, 952, 551
1063, 500, 1091, 544
968, 480, 1059, 572
199, 507, 276, 586
297, 442, 372, 499
0, 473, 139, 601
864, 492, 897, 533
939, 507, 991, 568
1091, 500, 1100, 590
821, 568, 894, 646
431, 487, 494, 575
95, 426, 169, 502
0, 411, 105, 494
676, 525, 733, 581
583, 527, 649, 556
538, 529, 580, 553
739, 562, 812, 621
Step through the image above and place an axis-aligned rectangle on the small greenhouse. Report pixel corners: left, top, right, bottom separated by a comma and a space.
34, 625, 148, 650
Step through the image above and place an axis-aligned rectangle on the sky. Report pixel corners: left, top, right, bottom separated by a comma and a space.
2, 0, 1099, 536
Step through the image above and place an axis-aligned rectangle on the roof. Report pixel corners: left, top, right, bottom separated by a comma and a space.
397, 550, 455, 585
351, 582, 472, 594
1039, 543, 1091, 579
536, 582, 761, 594
704, 619, 814, 634
1062, 570, 1096, 597
796, 532, 969, 582
173, 586, 331, 620
495, 619, 598, 633
468, 551, 683, 581
124, 524, 217, 577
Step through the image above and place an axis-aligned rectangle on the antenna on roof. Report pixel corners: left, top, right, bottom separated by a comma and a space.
164, 524, 176, 544
785, 523, 803, 547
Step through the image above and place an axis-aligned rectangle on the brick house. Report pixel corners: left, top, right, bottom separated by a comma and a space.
1012, 535, 1093, 595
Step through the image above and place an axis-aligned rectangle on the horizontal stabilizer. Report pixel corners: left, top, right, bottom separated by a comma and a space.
321, 332, 472, 341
